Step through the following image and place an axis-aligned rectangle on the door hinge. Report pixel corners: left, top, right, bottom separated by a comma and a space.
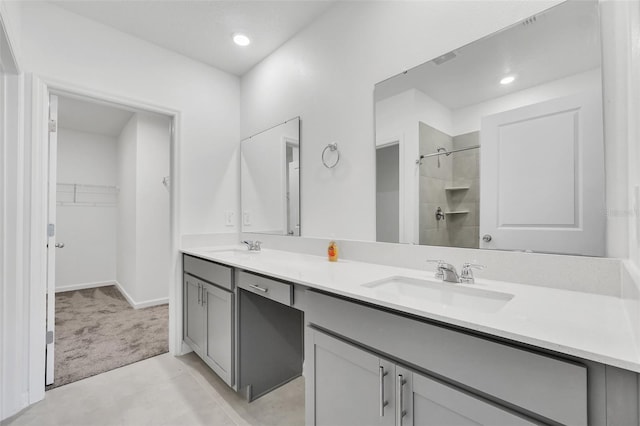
46, 331, 54, 344
48, 119, 57, 133
48, 223, 55, 237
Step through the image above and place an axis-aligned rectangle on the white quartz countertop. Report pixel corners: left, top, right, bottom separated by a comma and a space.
182, 246, 640, 372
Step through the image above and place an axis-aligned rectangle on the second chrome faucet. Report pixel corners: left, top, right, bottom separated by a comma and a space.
242, 240, 262, 251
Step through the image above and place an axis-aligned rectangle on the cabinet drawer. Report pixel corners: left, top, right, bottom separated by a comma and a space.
184, 254, 233, 290
237, 270, 292, 306
307, 290, 587, 426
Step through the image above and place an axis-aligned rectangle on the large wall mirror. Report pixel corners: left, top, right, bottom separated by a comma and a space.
241, 117, 300, 236
375, 0, 604, 256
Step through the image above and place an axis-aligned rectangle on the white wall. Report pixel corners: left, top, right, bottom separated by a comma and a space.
0, 0, 21, 71
628, 2, 640, 269
116, 113, 170, 306
0, 3, 25, 421
116, 115, 137, 301
601, 0, 633, 260
56, 128, 117, 290
0, 74, 26, 422
241, 0, 560, 241
414, 90, 454, 137
135, 112, 170, 304
19, 1, 240, 235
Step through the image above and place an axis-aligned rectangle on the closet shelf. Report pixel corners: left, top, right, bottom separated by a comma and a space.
57, 202, 117, 207
56, 183, 119, 206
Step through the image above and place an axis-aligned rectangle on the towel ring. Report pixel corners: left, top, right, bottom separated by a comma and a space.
322, 142, 340, 168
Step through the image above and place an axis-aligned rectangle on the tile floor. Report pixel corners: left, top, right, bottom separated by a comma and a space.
2, 353, 305, 426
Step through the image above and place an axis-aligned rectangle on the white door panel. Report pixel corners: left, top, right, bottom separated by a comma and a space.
480, 92, 605, 256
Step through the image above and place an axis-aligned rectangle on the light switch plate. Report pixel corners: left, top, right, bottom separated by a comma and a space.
224, 210, 234, 227
243, 210, 251, 226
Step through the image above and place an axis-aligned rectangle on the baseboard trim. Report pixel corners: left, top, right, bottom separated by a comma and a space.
134, 297, 169, 309
55, 281, 116, 293
114, 281, 168, 309
180, 341, 194, 356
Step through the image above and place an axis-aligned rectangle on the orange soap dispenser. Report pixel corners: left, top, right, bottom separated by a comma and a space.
328, 241, 338, 262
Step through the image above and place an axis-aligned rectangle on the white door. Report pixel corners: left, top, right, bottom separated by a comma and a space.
480, 92, 605, 256
45, 94, 58, 385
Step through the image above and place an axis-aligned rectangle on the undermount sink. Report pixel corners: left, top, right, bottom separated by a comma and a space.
200, 248, 261, 257
203, 248, 259, 253
362, 276, 513, 314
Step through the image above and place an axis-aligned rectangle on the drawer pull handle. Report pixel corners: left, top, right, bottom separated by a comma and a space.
397, 374, 406, 425
249, 284, 268, 293
379, 366, 388, 417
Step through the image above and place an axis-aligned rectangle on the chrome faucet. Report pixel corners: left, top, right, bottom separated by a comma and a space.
427, 259, 485, 284
241, 240, 262, 251
438, 263, 460, 283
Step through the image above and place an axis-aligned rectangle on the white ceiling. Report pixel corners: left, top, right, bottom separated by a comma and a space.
375, 1, 601, 110
57, 96, 134, 137
51, 0, 335, 76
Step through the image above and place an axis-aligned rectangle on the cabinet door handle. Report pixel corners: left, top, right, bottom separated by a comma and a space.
197, 283, 201, 305
379, 366, 388, 417
396, 374, 406, 425
248, 284, 268, 293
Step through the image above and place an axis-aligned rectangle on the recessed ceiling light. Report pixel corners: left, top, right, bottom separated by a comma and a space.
500, 75, 515, 85
233, 33, 251, 47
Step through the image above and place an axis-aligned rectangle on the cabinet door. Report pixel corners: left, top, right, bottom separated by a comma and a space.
310, 330, 394, 426
183, 275, 205, 354
397, 366, 536, 426
203, 282, 234, 386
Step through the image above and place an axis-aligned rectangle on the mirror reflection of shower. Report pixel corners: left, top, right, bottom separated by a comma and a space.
418, 123, 480, 248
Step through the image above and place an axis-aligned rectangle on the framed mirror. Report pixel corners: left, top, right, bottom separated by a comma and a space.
374, 0, 604, 256
241, 117, 300, 236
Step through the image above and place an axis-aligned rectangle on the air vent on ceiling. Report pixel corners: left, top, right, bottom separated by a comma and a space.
432, 51, 457, 65
522, 16, 537, 26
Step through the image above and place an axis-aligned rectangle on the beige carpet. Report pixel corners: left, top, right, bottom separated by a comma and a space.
46, 285, 168, 390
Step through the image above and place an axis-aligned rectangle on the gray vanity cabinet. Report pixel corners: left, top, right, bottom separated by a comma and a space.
183, 274, 205, 354
306, 290, 589, 425
202, 282, 233, 384
400, 367, 535, 426
310, 329, 394, 426
183, 255, 234, 387
308, 328, 535, 426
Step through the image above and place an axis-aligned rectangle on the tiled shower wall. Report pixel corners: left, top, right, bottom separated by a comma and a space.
450, 131, 480, 248
419, 122, 452, 246
419, 122, 480, 248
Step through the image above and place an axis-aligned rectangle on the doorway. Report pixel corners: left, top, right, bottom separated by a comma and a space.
285, 139, 300, 236
376, 142, 400, 243
45, 93, 173, 388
